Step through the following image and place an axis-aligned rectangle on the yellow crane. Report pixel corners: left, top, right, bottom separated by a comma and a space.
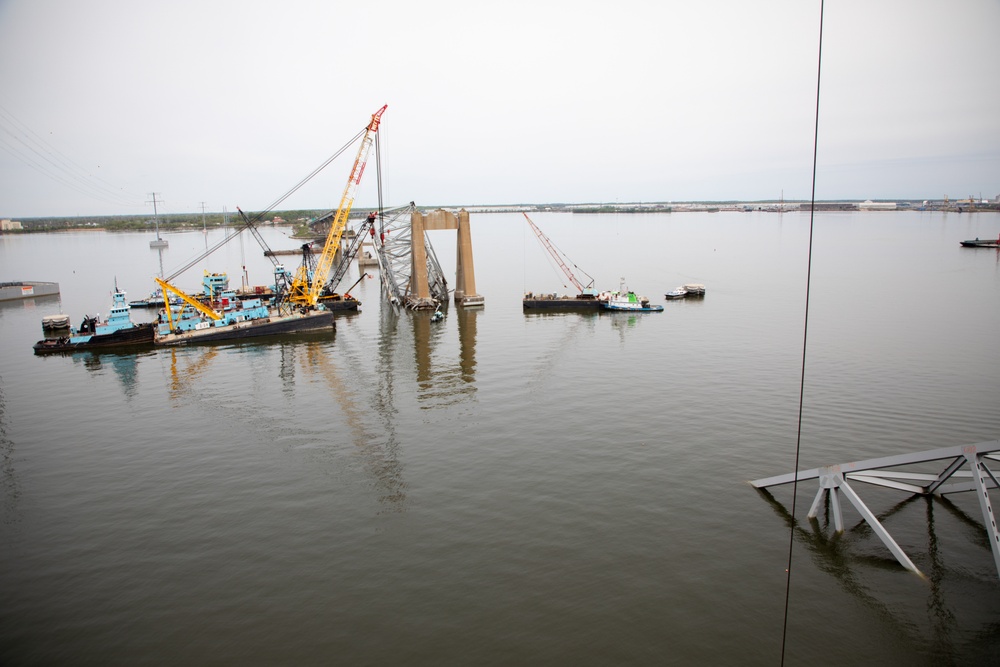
154, 276, 222, 332
288, 104, 387, 307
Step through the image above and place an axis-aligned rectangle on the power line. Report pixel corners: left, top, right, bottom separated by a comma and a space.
0, 104, 143, 208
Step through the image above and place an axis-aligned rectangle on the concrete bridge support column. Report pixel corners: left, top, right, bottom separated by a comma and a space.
409, 208, 484, 308
454, 209, 483, 307
409, 209, 434, 307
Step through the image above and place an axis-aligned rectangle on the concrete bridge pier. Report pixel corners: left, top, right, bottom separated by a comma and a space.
410, 208, 484, 308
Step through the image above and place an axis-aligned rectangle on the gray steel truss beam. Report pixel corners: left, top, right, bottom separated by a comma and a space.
752, 440, 1000, 579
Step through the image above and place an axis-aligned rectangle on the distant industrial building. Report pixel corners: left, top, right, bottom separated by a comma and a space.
1, 219, 24, 231
858, 200, 897, 210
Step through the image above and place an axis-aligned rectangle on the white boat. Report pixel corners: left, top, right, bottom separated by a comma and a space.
664, 287, 688, 299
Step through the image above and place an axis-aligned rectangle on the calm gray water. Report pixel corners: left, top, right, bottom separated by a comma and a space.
1, 211, 999, 665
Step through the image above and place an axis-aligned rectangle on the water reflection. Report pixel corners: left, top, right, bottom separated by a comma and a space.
306, 333, 407, 513
410, 306, 478, 408
167, 347, 219, 402
0, 294, 63, 326
524, 313, 596, 395
73, 351, 145, 400
606, 311, 643, 343
756, 488, 999, 658
0, 380, 20, 525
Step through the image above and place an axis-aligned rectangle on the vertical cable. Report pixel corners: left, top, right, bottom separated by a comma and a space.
375, 133, 384, 235
781, 1, 824, 664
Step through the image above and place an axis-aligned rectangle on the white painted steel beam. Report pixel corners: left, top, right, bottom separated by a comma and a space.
968, 453, 1000, 578
837, 479, 922, 576
845, 474, 926, 495
752, 440, 1000, 579
830, 487, 844, 533
807, 486, 826, 519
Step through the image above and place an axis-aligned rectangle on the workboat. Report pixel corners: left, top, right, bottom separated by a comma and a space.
960, 236, 1000, 248
154, 306, 334, 346
129, 287, 183, 308
33, 286, 155, 354
602, 282, 663, 312
129, 272, 274, 308
153, 288, 335, 346
664, 287, 688, 299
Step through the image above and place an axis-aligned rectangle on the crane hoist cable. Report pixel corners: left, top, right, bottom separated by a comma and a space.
523, 212, 596, 294
163, 128, 365, 284
289, 104, 387, 308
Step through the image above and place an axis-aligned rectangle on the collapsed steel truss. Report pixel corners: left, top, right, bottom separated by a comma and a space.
752, 440, 1000, 579
373, 203, 448, 310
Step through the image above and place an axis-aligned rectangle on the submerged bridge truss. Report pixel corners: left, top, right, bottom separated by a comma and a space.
369, 203, 482, 311
752, 440, 1000, 580
372, 203, 449, 309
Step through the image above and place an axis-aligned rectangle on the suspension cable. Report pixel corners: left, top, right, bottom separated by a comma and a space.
781, 1, 825, 664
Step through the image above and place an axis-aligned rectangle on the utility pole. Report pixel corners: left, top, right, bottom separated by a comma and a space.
147, 192, 168, 248
199, 201, 210, 254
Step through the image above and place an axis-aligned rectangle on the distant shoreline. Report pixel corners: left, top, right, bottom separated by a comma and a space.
2, 199, 997, 234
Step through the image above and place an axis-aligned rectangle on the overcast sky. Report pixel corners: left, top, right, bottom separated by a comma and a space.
1, 0, 997, 218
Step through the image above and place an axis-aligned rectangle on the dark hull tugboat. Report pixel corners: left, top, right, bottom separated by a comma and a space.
33, 286, 155, 354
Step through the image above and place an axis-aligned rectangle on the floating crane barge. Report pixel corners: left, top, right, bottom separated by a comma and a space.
522, 213, 607, 310
151, 106, 386, 346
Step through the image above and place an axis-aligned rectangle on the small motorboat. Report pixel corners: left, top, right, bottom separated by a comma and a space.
664, 287, 688, 300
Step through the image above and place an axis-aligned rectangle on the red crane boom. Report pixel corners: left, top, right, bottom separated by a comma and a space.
523, 213, 595, 295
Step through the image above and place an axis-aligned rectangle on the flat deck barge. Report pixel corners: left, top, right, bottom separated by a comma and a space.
523, 294, 606, 310
1, 281, 59, 301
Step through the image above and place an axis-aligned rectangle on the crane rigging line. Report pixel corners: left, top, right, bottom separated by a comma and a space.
780, 1, 824, 665
164, 126, 367, 283
374, 131, 385, 235
254, 126, 367, 221
0, 104, 143, 208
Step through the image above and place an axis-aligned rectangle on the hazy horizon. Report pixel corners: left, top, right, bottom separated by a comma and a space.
2, 0, 998, 219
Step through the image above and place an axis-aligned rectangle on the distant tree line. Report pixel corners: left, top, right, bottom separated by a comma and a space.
7, 209, 332, 233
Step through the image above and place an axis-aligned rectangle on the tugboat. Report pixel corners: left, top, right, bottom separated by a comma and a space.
602, 279, 664, 312
33, 285, 155, 354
